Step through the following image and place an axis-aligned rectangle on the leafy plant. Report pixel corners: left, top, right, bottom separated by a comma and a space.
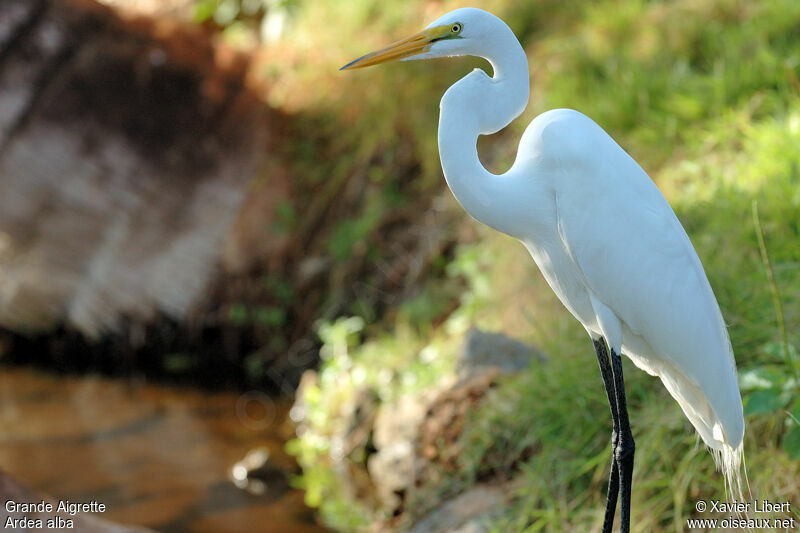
282, 0, 800, 529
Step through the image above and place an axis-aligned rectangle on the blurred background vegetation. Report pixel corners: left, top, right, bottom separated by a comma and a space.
1, 0, 798, 531
261, 0, 800, 530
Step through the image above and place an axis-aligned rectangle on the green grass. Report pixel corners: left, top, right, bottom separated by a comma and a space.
280, 0, 800, 530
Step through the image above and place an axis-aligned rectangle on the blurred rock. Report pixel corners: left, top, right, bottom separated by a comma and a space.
416, 369, 500, 475
457, 327, 546, 381
343, 387, 381, 457
0, 1, 460, 393
293, 327, 546, 529
0, 0, 265, 337
367, 330, 545, 522
229, 447, 291, 499
293, 369, 380, 460
296, 256, 333, 289
360, 332, 546, 517
290, 369, 318, 433
407, 484, 509, 533
368, 394, 428, 509
373, 394, 428, 452
368, 439, 415, 510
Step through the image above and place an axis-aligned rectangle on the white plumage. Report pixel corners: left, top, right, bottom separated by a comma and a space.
343, 5, 745, 520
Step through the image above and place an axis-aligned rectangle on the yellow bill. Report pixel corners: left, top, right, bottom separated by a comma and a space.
340, 25, 453, 70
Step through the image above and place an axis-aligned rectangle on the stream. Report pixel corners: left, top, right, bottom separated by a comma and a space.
0, 367, 328, 532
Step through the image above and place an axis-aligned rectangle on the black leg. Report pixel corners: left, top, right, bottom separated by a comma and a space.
610, 346, 635, 533
594, 338, 620, 533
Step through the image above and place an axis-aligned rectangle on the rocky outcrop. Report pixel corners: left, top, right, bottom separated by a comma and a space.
0, 0, 265, 337
294, 328, 546, 532
415, 369, 502, 479
457, 327, 547, 380
369, 329, 545, 518
368, 393, 432, 510
408, 483, 517, 533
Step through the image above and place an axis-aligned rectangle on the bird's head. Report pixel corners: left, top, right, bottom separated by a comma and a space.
340, 8, 504, 70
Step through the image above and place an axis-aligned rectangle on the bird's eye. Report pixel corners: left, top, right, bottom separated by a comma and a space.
451, 23, 463, 34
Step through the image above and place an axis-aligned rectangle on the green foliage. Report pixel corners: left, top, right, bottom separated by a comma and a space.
288, 316, 460, 528
191, 0, 302, 46
271, 200, 298, 235
227, 303, 249, 325
282, 0, 800, 530
261, 274, 295, 305
227, 302, 287, 327
326, 197, 384, 262
163, 352, 196, 374
739, 359, 800, 458
192, 0, 298, 27
395, 277, 459, 331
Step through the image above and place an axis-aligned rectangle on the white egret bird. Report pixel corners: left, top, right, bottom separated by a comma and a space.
342, 7, 744, 532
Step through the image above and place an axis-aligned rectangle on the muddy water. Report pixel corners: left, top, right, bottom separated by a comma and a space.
0, 367, 329, 532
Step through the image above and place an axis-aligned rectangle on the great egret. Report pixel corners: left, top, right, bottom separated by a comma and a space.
342, 7, 744, 532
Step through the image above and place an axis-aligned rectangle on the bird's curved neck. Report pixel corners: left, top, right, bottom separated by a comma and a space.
438, 32, 530, 237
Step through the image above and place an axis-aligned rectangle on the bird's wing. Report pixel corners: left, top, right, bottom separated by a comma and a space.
542, 110, 743, 448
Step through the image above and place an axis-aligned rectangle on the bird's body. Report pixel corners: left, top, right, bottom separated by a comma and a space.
343, 7, 744, 530
515, 109, 744, 453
